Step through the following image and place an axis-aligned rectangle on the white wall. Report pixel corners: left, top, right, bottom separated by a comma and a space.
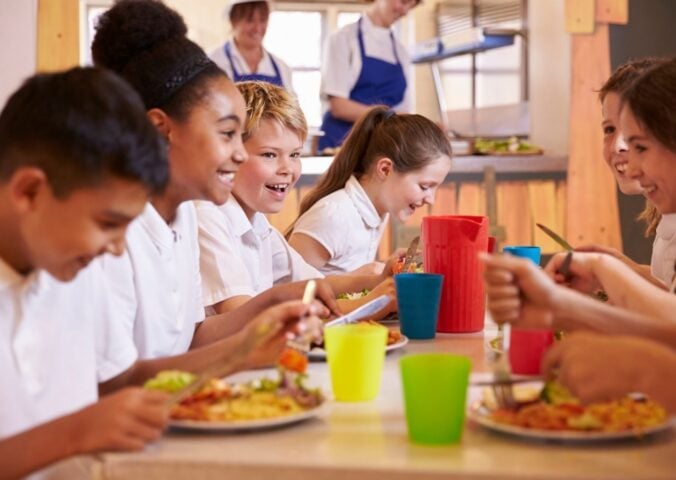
528, 0, 570, 155
0, 0, 37, 108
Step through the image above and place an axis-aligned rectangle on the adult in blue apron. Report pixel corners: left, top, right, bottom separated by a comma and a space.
223, 40, 283, 87
319, 16, 408, 151
209, 0, 293, 90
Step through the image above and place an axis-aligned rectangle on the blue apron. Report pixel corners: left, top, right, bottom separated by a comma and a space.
224, 41, 284, 87
319, 17, 407, 150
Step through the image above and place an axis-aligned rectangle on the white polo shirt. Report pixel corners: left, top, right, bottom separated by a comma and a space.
0, 257, 136, 441
210, 40, 295, 94
291, 175, 388, 275
102, 202, 204, 359
651, 213, 676, 288
320, 14, 412, 114
196, 197, 322, 308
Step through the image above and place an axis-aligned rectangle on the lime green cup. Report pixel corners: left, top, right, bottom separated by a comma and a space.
325, 323, 388, 402
400, 353, 472, 444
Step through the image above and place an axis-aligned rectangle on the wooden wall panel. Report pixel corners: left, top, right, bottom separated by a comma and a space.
529, 180, 563, 252
566, 24, 622, 250
457, 183, 486, 217
37, 0, 79, 71
596, 0, 629, 24
430, 184, 457, 216
565, 0, 595, 33
496, 182, 531, 247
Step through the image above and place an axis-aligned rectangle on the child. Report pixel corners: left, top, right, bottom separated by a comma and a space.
90, 0, 334, 377
0, 67, 171, 479
196, 81, 397, 315
288, 106, 452, 275
482, 58, 676, 343
576, 58, 669, 287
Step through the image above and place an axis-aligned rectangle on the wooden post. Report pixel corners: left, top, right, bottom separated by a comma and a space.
564, 0, 628, 250
37, 0, 80, 72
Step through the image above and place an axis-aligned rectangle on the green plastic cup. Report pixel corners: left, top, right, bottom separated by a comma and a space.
400, 353, 472, 444
325, 323, 388, 402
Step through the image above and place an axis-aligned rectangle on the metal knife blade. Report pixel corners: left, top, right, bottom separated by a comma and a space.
324, 294, 392, 328
402, 235, 420, 271
536, 223, 574, 251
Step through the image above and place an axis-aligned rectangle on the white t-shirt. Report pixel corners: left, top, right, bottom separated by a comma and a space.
101, 202, 204, 359
210, 40, 295, 94
0, 257, 135, 441
291, 175, 388, 275
651, 213, 676, 289
196, 197, 322, 307
320, 14, 412, 114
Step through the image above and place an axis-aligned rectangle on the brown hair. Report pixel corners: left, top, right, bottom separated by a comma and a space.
287, 106, 451, 236
600, 57, 668, 237
230, 1, 270, 25
236, 81, 307, 143
623, 58, 676, 232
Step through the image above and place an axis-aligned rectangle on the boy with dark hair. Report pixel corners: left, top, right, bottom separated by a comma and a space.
0, 67, 171, 478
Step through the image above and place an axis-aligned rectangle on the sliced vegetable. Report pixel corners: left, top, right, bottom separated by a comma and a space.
144, 370, 197, 393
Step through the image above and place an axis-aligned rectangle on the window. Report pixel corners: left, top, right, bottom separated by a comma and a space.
80, 1, 113, 65
437, 0, 527, 110
266, 3, 369, 128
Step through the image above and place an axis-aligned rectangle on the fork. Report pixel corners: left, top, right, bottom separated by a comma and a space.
285, 280, 318, 353
491, 323, 517, 409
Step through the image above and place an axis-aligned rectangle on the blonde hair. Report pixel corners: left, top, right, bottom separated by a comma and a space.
235, 81, 308, 143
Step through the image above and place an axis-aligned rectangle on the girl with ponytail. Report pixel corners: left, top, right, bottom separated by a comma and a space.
288, 106, 452, 275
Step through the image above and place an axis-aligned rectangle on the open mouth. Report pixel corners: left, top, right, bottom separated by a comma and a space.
265, 183, 290, 194
642, 184, 657, 195
614, 162, 628, 175
217, 170, 235, 183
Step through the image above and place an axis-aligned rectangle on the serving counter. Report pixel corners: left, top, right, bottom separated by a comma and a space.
92, 324, 674, 480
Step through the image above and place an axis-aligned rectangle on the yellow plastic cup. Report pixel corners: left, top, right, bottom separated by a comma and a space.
324, 323, 388, 402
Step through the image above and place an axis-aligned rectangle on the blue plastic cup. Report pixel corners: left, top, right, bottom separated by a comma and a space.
503, 245, 541, 265
394, 273, 443, 340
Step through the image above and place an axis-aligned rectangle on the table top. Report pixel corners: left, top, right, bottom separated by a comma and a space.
95, 328, 675, 480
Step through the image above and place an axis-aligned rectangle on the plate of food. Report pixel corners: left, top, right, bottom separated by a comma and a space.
308, 326, 408, 361
145, 350, 325, 432
468, 381, 673, 442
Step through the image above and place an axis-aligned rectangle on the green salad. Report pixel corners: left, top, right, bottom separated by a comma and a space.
337, 288, 370, 300
144, 370, 196, 393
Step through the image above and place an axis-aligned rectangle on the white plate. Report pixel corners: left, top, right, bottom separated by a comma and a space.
467, 401, 674, 442
308, 335, 409, 361
169, 402, 326, 432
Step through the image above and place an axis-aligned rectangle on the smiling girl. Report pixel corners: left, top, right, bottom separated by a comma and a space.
288, 106, 452, 275
197, 81, 398, 315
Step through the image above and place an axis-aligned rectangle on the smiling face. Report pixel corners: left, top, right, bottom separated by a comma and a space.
622, 106, 676, 215
232, 5, 268, 50
18, 173, 149, 281
376, 154, 452, 222
233, 119, 302, 218
165, 77, 247, 206
601, 92, 642, 195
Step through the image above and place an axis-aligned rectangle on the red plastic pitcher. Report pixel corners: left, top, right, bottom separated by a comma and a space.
422, 215, 489, 333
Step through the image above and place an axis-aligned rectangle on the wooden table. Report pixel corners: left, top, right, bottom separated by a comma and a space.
95, 329, 675, 480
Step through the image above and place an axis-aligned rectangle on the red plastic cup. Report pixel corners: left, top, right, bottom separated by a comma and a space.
487, 236, 497, 254
508, 329, 555, 375
422, 215, 488, 333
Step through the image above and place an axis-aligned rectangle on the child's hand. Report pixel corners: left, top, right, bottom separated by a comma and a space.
71, 387, 169, 454
362, 277, 397, 319
544, 252, 603, 294
382, 248, 407, 277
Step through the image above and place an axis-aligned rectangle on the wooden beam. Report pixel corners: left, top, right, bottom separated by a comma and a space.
37, 0, 80, 72
596, 0, 628, 24
565, 0, 595, 34
566, 23, 622, 250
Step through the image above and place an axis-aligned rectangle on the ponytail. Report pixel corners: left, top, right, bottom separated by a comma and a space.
286, 105, 451, 238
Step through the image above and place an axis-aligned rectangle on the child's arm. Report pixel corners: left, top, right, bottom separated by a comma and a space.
0, 388, 168, 480
287, 233, 331, 270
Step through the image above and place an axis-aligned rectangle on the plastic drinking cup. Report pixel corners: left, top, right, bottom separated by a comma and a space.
509, 328, 555, 375
503, 245, 542, 265
325, 323, 388, 402
395, 273, 443, 340
400, 353, 472, 444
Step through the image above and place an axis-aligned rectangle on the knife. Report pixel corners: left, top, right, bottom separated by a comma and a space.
536, 223, 574, 251
401, 235, 420, 272
324, 294, 392, 328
